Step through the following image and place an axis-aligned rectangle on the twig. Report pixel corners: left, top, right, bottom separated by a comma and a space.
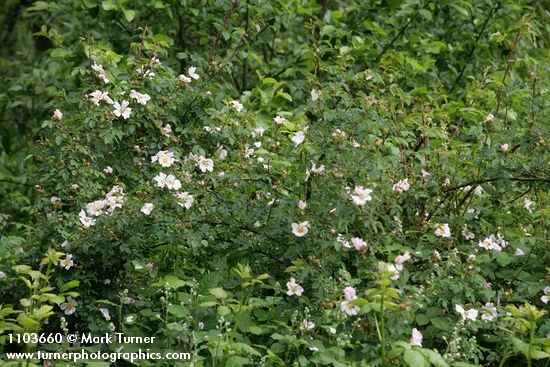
0, 178, 34, 187
445, 176, 550, 193
508, 188, 531, 204
375, 16, 415, 63
208, 0, 239, 62
496, 27, 523, 113
449, 1, 500, 94
240, 0, 250, 92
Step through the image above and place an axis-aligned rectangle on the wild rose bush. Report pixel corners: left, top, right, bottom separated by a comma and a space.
1, 1, 550, 366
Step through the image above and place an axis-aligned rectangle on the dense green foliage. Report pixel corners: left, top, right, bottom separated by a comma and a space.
1, 0, 550, 366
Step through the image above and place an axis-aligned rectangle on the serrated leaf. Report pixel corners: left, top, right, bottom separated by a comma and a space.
217, 305, 231, 316
209, 287, 228, 299
164, 275, 187, 289
419, 348, 450, 367
167, 304, 189, 318
403, 349, 428, 367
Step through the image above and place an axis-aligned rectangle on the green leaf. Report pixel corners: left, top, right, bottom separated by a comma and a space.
50, 48, 71, 58
27, 1, 50, 11
419, 348, 450, 367
122, 9, 136, 22
226, 356, 250, 367
452, 363, 481, 367
164, 275, 187, 289
511, 337, 529, 354
217, 305, 231, 316
153, 34, 174, 47
17, 315, 39, 331
276, 91, 293, 102
209, 287, 228, 299
167, 304, 189, 318
416, 314, 430, 326
101, 0, 117, 11
531, 350, 550, 360
153, 1, 168, 9
95, 299, 119, 307
430, 317, 449, 330
59, 280, 80, 293
495, 252, 512, 267
403, 349, 428, 367
198, 301, 218, 308
34, 305, 54, 321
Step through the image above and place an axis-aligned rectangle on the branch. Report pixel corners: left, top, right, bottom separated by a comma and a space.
208, 0, 239, 62
495, 26, 523, 113
375, 16, 415, 63
445, 176, 550, 193
449, 1, 500, 94
0, 178, 34, 187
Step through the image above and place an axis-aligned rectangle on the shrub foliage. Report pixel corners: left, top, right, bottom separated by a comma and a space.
1, 0, 549, 366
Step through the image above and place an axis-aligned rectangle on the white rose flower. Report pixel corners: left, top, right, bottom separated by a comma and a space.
152, 150, 176, 168
456, 304, 478, 321
79, 210, 96, 227
434, 223, 451, 238
481, 303, 498, 322
229, 100, 243, 112
113, 100, 131, 119
387, 263, 400, 280
99, 308, 111, 321
273, 115, 287, 125
188, 66, 200, 80
340, 301, 360, 316
154, 173, 168, 188
392, 178, 410, 193
410, 328, 423, 347
59, 255, 74, 270
161, 124, 172, 137
394, 252, 411, 271
461, 224, 475, 240
129, 90, 151, 105
86, 200, 106, 217
175, 192, 194, 209
524, 198, 535, 213
140, 203, 154, 215
351, 237, 367, 251
291, 221, 309, 237
311, 89, 320, 101
300, 320, 315, 331
197, 156, 214, 172
60, 297, 78, 315
286, 277, 304, 296
351, 186, 373, 206
178, 74, 192, 84
52, 109, 63, 121
164, 174, 182, 190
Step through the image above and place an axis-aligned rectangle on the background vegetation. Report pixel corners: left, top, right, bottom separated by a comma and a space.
1, 0, 549, 366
